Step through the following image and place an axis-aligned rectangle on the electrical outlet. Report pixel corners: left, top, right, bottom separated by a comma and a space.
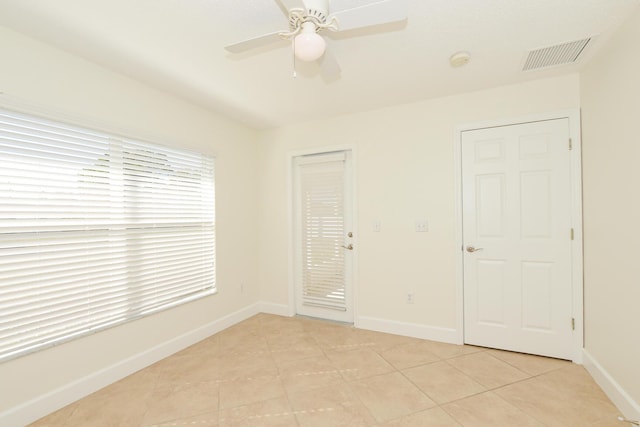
407, 292, 414, 304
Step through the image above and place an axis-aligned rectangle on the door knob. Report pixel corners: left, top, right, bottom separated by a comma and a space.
342, 244, 354, 250
466, 246, 483, 253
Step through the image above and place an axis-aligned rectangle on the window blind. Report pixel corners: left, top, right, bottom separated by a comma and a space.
296, 153, 347, 311
0, 108, 215, 362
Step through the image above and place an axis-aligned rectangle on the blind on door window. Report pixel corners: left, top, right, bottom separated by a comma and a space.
0, 108, 215, 362
297, 153, 346, 311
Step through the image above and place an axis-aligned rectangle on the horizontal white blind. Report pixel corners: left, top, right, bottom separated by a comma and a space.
0, 108, 215, 362
298, 155, 346, 311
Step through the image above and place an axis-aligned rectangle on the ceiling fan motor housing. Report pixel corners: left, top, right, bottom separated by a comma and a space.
304, 0, 329, 16
288, 0, 329, 33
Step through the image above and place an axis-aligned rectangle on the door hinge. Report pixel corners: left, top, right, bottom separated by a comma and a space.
570, 228, 574, 240
569, 138, 573, 150
571, 318, 575, 330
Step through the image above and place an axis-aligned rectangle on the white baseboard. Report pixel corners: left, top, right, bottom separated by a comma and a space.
356, 316, 459, 344
0, 303, 261, 427
259, 302, 292, 317
582, 349, 640, 421
258, 306, 461, 346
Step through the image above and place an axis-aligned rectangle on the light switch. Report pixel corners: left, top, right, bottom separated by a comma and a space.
415, 220, 428, 232
373, 220, 381, 232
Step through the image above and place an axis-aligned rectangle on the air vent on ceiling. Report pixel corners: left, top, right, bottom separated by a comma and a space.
522, 38, 591, 71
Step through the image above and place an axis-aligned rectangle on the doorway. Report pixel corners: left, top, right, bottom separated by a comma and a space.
292, 150, 354, 322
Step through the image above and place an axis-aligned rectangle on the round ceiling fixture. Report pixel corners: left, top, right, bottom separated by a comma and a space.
294, 31, 326, 61
449, 51, 471, 68
294, 23, 326, 62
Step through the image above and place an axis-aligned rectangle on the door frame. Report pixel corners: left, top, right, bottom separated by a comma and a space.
287, 145, 358, 322
453, 110, 584, 362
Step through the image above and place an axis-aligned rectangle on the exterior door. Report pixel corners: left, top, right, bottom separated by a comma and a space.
462, 119, 574, 359
293, 151, 354, 322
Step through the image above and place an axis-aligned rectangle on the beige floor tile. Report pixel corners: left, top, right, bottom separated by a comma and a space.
351, 328, 422, 353
542, 362, 609, 392
173, 335, 222, 358
96, 368, 159, 399
266, 330, 317, 349
271, 344, 325, 365
143, 380, 219, 425
442, 391, 545, 426
154, 356, 226, 386
259, 318, 307, 338
147, 351, 186, 372
223, 338, 272, 359
268, 333, 325, 364
215, 351, 280, 381
288, 383, 377, 427
63, 392, 148, 427
299, 316, 350, 334
589, 416, 636, 427
495, 364, 621, 427
219, 397, 297, 427
28, 314, 625, 427
350, 372, 436, 422
313, 328, 372, 352
381, 407, 463, 426
379, 340, 442, 370
487, 348, 570, 376
146, 410, 220, 427
27, 403, 78, 427
232, 315, 264, 331
403, 360, 486, 404
446, 351, 531, 389
419, 340, 485, 359
216, 326, 268, 354
327, 348, 395, 381
278, 355, 346, 394
218, 375, 286, 409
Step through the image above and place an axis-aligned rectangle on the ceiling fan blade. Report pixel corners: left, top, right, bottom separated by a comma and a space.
225, 31, 285, 54
319, 50, 341, 80
275, 0, 306, 15
330, 0, 408, 32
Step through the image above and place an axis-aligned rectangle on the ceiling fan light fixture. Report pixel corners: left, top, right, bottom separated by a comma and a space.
294, 28, 326, 62
225, 0, 409, 76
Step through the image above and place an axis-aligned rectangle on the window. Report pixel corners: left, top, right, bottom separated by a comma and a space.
0, 108, 216, 362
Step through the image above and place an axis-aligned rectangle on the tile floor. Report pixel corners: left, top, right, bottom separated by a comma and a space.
29, 313, 629, 426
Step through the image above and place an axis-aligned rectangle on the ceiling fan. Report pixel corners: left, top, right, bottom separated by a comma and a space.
224, 0, 408, 78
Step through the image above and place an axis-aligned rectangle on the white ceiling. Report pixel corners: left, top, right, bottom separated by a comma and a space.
0, 0, 638, 129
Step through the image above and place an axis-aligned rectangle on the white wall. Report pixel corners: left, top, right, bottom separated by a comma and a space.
0, 26, 260, 424
581, 6, 640, 415
257, 75, 580, 338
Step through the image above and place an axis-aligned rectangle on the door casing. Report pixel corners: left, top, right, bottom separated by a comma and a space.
454, 110, 584, 363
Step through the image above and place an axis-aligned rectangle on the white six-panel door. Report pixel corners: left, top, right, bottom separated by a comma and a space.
462, 119, 573, 359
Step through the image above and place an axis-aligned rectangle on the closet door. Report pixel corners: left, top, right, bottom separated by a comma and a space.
462, 119, 573, 359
